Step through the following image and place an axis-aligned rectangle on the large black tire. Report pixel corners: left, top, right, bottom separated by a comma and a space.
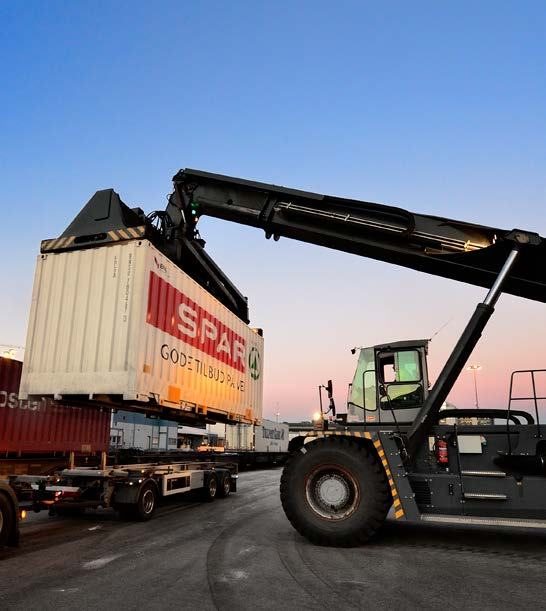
280, 437, 391, 547
134, 481, 158, 521
216, 472, 231, 498
0, 493, 15, 548
201, 474, 218, 502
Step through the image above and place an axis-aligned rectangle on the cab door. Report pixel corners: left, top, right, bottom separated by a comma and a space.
374, 348, 427, 424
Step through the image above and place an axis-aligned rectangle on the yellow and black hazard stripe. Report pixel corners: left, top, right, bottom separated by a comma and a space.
372, 437, 405, 520
105, 226, 146, 242
40, 235, 76, 251
41, 226, 147, 252
306, 430, 373, 440
304, 430, 405, 520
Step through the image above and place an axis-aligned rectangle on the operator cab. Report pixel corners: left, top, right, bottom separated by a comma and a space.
347, 339, 430, 425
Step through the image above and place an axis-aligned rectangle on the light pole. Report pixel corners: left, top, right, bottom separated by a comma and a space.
466, 364, 482, 408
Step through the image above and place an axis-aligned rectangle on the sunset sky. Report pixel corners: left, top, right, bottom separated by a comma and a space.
1, 2, 545, 421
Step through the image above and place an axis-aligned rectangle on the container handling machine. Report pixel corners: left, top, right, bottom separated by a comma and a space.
169, 169, 545, 546
2, 168, 544, 548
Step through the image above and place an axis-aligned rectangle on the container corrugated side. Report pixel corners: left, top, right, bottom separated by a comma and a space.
225, 423, 254, 451
254, 419, 289, 453
20, 240, 263, 424
0, 357, 110, 454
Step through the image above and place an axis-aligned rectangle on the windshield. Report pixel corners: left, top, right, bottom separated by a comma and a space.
347, 348, 376, 422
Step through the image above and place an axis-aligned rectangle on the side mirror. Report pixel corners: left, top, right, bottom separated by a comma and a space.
326, 379, 333, 398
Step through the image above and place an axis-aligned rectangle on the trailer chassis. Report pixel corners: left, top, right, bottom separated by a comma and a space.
9, 460, 237, 521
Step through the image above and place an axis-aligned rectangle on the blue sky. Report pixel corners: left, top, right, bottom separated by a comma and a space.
1, 2, 545, 419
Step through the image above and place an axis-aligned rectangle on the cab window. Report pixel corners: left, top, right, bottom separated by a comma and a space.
379, 350, 421, 383
378, 349, 423, 410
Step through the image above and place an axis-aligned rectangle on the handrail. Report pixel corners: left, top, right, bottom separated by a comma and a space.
507, 369, 545, 452
435, 408, 533, 425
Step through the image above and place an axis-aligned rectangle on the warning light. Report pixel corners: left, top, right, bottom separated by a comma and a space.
20, 510, 27, 520
189, 202, 201, 223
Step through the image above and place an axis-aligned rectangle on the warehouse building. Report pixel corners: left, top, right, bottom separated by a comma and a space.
110, 411, 178, 451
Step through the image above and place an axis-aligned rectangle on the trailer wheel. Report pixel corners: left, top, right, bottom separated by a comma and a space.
202, 474, 218, 502
280, 437, 391, 547
0, 493, 14, 548
216, 473, 231, 498
135, 482, 157, 521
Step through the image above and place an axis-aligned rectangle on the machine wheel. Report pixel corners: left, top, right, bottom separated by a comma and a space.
280, 437, 391, 547
216, 473, 231, 498
202, 474, 218, 502
135, 481, 157, 521
0, 493, 14, 548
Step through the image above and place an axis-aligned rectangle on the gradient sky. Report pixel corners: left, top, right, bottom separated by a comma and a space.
1, 2, 545, 421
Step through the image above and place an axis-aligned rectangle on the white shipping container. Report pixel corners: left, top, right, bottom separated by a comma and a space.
20, 240, 264, 424
225, 423, 254, 451
254, 419, 289, 453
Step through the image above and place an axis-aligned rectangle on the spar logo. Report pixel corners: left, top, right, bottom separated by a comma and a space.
249, 347, 260, 380
147, 272, 247, 373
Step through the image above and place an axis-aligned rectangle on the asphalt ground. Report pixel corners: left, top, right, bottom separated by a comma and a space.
0, 468, 545, 610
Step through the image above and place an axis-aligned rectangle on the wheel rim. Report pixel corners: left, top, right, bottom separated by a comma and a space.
305, 465, 360, 521
0, 508, 4, 533
142, 489, 155, 514
223, 477, 231, 495
209, 478, 217, 497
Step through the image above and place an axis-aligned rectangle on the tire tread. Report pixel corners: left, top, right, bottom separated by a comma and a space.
280, 437, 391, 547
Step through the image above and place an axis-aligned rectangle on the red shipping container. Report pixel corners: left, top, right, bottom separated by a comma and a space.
0, 357, 110, 454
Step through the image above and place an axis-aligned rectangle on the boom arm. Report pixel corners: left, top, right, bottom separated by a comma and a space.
172, 168, 545, 456
173, 169, 545, 303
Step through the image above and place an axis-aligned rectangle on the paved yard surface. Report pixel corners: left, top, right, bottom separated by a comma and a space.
1, 469, 544, 610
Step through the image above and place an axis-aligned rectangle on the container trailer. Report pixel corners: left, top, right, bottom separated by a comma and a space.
9, 458, 237, 526
1, 359, 241, 548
